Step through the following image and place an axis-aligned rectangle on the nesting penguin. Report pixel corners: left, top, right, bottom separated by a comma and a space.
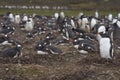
46, 45, 63, 54
0, 25, 15, 35
36, 39, 50, 54
0, 44, 23, 58
0, 35, 12, 45
73, 39, 97, 54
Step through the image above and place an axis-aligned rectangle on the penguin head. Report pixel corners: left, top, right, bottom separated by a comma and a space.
16, 44, 23, 56
97, 25, 106, 34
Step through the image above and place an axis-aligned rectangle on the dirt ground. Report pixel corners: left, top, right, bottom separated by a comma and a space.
0, 16, 120, 80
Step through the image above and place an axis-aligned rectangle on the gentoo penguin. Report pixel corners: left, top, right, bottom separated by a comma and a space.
97, 25, 114, 59
97, 33, 114, 59
45, 32, 56, 40
0, 44, 23, 58
71, 18, 77, 29
46, 45, 63, 54
54, 12, 59, 20
52, 37, 69, 45
113, 20, 120, 48
62, 25, 75, 42
117, 13, 120, 19
35, 39, 50, 54
25, 32, 35, 40
108, 14, 113, 21
95, 10, 99, 18
78, 12, 84, 18
0, 25, 15, 35
14, 14, 21, 24
96, 25, 106, 42
22, 14, 28, 22
81, 15, 90, 32
56, 11, 65, 26
90, 17, 97, 30
25, 19, 34, 32
78, 42, 97, 54
0, 35, 12, 45
36, 43, 48, 54
60, 11, 65, 19
8, 12, 14, 22
73, 39, 97, 54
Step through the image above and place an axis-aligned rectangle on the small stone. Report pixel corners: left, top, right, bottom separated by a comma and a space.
5, 68, 9, 71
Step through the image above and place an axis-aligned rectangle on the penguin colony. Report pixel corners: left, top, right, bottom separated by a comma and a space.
0, 11, 120, 60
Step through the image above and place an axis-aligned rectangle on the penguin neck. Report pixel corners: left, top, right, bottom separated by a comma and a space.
97, 33, 110, 42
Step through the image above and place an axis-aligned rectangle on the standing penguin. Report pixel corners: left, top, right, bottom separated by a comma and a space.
81, 16, 90, 32
97, 26, 114, 59
14, 14, 21, 24
25, 19, 34, 32
108, 14, 113, 21
22, 14, 28, 22
8, 12, 14, 22
90, 17, 97, 30
54, 12, 59, 20
113, 20, 120, 48
117, 13, 120, 19
95, 10, 99, 18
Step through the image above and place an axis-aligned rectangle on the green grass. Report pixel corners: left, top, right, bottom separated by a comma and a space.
0, 0, 120, 11
0, 9, 119, 17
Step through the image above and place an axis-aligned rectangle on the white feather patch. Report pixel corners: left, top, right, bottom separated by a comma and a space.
54, 13, 59, 19
15, 15, 21, 24
98, 26, 106, 33
25, 21, 34, 31
91, 18, 97, 29
108, 14, 113, 21
1, 41, 12, 45
74, 45, 79, 49
37, 51, 48, 54
99, 38, 112, 59
78, 50, 88, 54
95, 11, 99, 18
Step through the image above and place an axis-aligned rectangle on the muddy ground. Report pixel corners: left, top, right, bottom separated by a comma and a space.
0, 18, 120, 80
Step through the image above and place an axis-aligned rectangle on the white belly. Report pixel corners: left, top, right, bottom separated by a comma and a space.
25, 22, 33, 31
99, 38, 112, 59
